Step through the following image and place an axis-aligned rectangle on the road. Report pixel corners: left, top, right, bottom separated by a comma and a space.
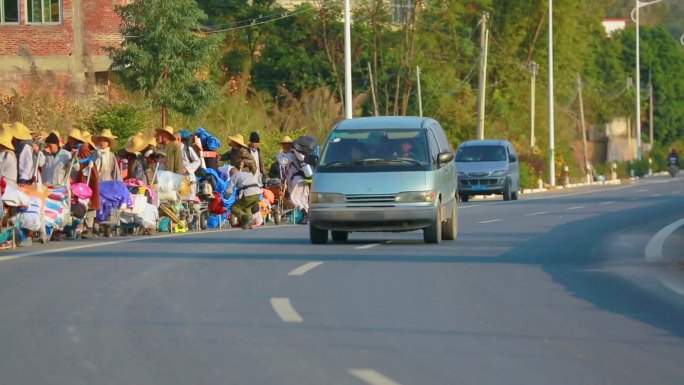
1, 176, 683, 385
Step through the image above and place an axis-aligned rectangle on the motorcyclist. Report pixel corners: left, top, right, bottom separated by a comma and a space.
668, 148, 679, 167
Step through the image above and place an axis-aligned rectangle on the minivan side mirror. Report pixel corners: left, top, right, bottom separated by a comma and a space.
509, 154, 517, 163
438, 152, 454, 165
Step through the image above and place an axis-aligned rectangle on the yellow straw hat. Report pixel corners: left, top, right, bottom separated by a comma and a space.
0, 129, 15, 150
155, 126, 175, 141
280, 135, 294, 144
125, 134, 148, 154
3, 122, 34, 141
81, 131, 96, 148
92, 128, 118, 147
227, 133, 247, 148
67, 128, 84, 143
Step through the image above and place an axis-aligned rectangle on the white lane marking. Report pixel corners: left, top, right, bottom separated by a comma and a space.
526, 211, 547, 217
600, 201, 615, 205
645, 217, 684, 261
0, 225, 297, 262
349, 369, 402, 385
477, 219, 503, 224
356, 243, 381, 250
636, 189, 649, 192
566, 206, 585, 210
270, 298, 303, 323
288, 261, 324, 276
651, 194, 663, 197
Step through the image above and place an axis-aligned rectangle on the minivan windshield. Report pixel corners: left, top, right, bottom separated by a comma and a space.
317, 129, 429, 172
455, 145, 507, 162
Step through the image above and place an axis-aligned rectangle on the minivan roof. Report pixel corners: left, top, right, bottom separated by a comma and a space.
334, 116, 435, 131
459, 139, 510, 147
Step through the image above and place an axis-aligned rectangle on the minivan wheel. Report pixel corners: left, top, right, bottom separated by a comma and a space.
423, 205, 442, 244
331, 231, 348, 242
310, 223, 329, 244
511, 190, 519, 200
459, 194, 469, 203
502, 179, 512, 201
442, 202, 457, 241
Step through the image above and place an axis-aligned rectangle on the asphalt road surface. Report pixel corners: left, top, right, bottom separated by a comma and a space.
1, 176, 683, 385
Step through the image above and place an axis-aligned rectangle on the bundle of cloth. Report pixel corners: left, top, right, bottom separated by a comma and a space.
119, 179, 159, 230
97, 180, 132, 223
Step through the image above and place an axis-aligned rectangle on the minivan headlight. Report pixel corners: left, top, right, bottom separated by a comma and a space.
457, 171, 467, 177
310, 192, 346, 204
395, 191, 436, 202
490, 170, 507, 176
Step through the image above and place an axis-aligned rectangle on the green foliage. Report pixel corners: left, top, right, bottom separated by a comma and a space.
91, 103, 148, 148
108, 0, 223, 121
519, 161, 538, 189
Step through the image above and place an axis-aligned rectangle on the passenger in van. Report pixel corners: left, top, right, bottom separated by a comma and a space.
349, 141, 367, 161
394, 139, 416, 159
376, 136, 393, 159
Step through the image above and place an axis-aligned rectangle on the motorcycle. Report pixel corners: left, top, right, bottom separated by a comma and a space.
668, 157, 679, 177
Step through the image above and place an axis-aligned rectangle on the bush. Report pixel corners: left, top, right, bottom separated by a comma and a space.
519, 161, 538, 190
91, 103, 147, 148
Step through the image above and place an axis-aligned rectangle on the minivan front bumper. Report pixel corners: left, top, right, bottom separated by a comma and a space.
309, 204, 437, 232
458, 177, 506, 194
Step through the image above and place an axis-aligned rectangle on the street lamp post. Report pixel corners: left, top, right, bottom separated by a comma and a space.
344, 0, 352, 119
548, 0, 555, 187
632, 0, 666, 160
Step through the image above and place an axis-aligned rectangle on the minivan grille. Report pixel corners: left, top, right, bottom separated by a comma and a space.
468, 171, 489, 177
344, 194, 397, 203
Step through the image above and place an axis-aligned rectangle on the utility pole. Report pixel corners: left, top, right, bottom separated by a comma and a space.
649, 70, 654, 147
527, 61, 538, 148
577, 74, 589, 180
343, 0, 352, 119
368, 62, 379, 116
476, 12, 489, 140
416, 66, 423, 117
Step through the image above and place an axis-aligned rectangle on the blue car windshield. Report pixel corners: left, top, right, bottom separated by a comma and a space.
456, 145, 507, 162
318, 129, 429, 169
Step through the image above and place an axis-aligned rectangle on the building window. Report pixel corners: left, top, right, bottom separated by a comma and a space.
1, 0, 20, 23
392, 0, 413, 24
27, 0, 61, 24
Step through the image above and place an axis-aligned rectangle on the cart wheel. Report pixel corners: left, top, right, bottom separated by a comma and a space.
104, 226, 112, 238
274, 207, 282, 225
199, 212, 208, 230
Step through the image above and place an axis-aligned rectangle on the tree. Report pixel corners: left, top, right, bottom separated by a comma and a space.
108, 0, 222, 127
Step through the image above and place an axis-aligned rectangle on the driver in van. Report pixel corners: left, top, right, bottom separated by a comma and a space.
394, 139, 416, 159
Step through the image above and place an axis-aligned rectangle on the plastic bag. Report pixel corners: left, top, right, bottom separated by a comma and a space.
156, 171, 185, 192
178, 176, 191, 197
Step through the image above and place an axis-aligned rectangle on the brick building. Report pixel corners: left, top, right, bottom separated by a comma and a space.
0, 0, 125, 94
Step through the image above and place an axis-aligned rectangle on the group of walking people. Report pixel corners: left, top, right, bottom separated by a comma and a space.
0, 120, 314, 242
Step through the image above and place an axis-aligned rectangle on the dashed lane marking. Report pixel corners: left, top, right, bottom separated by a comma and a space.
600, 201, 615, 205
526, 212, 547, 217
477, 219, 503, 224
270, 298, 303, 323
349, 369, 402, 385
355, 243, 382, 250
566, 206, 585, 210
288, 261, 324, 276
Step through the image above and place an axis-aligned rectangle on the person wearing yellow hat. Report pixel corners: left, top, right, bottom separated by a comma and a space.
268, 135, 295, 179
220, 133, 256, 174
92, 128, 121, 181
123, 133, 149, 183
0, 128, 17, 184
155, 126, 184, 174
3, 122, 40, 186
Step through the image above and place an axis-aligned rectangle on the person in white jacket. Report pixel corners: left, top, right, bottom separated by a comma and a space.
174, 132, 201, 198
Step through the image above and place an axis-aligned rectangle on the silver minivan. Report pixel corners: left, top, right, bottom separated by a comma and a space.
308, 116, 458, 244
455, 139, 520, 202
